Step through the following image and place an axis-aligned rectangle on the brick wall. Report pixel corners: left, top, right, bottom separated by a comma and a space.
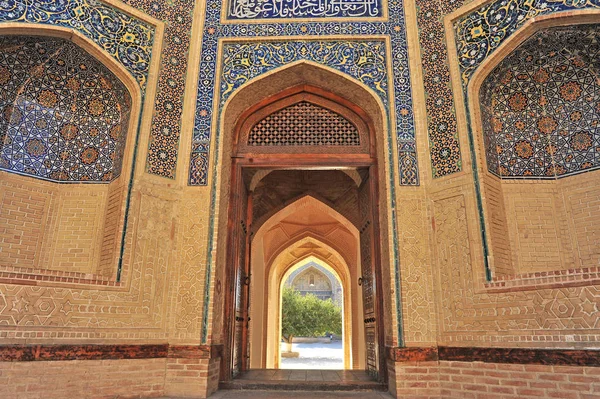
96, 183, 126, 278
482, 171, 600, 276
503, 182, 566, 273
0, 358, 166, 399
165, 357, 220, 398
561, 171, 600, 268
0, 175, 54, 269
392, 360, 441, 399
47, 189, 106, 274
0, 171, 126, 277
482, 169, 600, 276
438, 361, 600, 399
482, 174, 514, 276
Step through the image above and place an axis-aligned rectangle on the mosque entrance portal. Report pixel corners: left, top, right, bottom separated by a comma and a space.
220, 85, 387, 388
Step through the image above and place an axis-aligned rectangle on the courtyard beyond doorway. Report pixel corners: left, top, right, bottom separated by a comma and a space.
280, 341, 344, 369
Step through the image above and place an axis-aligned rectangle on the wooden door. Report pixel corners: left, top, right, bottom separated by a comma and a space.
225, 163, 251, 379
357, 166, 385, 381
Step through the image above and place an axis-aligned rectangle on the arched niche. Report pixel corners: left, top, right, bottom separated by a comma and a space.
0, 32, 140, 279
287, 262, 339, 302
469, 20, 600, 277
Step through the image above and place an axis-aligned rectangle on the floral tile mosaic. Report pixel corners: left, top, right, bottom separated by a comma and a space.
0, 0, 155, 91
132, 0, 195, 178
0, 36, 131, 182
189, 0, 418, 186
454, 0, 600, 88
480, 25, 600, 179
415, 0, 466, 179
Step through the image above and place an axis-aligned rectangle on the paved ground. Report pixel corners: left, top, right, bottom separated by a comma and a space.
209, 390, 394, 398
280, 341, 343, 369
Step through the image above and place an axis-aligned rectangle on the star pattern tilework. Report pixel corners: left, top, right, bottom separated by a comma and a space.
189, 0, 419, 186
480, 25, 600, 179
0, 36, 131, 182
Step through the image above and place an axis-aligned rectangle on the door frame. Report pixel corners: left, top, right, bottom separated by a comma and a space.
221, 159, 387, 382
220, 84, 388, 382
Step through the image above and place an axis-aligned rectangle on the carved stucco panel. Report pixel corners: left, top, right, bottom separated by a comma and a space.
0, 190, 176, 337
433, 194, 600, 345
398, 196, 436, 344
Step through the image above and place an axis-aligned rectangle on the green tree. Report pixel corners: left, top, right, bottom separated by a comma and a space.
281, 287, 342, 344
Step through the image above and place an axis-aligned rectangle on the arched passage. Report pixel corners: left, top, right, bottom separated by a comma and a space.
212, 63, 391, 385
280, 257, 346, 368
250, 194, 364, 370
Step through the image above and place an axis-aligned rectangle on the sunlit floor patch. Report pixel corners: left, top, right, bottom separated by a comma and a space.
280, 341, 343, 369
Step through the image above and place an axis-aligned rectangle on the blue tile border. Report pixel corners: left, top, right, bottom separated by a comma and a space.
190, 0, 418, 186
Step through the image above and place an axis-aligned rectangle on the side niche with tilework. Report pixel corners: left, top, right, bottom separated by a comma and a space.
476, 25, 600, 277
0, 36, 135, 279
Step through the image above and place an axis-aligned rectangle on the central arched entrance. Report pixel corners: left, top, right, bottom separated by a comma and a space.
217, 69, 390, 389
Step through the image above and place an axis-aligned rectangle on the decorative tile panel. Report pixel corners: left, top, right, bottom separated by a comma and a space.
415, 0, 466, 179
190, 0, 418, 186
0, 0, 154, 91
454, 0, 600, 87
226, 0, 384, 20
480, 25, 600, 178
0, 36, 131, 182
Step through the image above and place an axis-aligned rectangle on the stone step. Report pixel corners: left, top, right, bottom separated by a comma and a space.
219, 380, 387, 392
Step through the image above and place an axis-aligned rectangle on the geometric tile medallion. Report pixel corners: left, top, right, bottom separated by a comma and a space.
0, 36, 132, 183
0, 36, 131, 182
480, 25, 600, 178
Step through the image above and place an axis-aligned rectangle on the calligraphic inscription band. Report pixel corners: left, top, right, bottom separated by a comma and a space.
227, 0, 382, 19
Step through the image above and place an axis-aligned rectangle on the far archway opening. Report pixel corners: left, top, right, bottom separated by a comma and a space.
280, 259, 344, 370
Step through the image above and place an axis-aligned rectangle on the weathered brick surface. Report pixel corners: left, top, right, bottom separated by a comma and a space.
0, 358, 166, 399
165, 358, 220, 398
438, 361, 599, 399
392, 361, 599, 399
393, 361, 441, 399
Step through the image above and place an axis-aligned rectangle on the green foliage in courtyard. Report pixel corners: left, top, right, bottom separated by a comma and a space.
281, 287, 342, 343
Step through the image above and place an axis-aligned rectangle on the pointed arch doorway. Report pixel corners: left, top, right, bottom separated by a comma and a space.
220, 81, 388, 388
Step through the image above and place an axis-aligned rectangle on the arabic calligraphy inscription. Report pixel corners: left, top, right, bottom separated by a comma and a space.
227, 0, 383, 19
